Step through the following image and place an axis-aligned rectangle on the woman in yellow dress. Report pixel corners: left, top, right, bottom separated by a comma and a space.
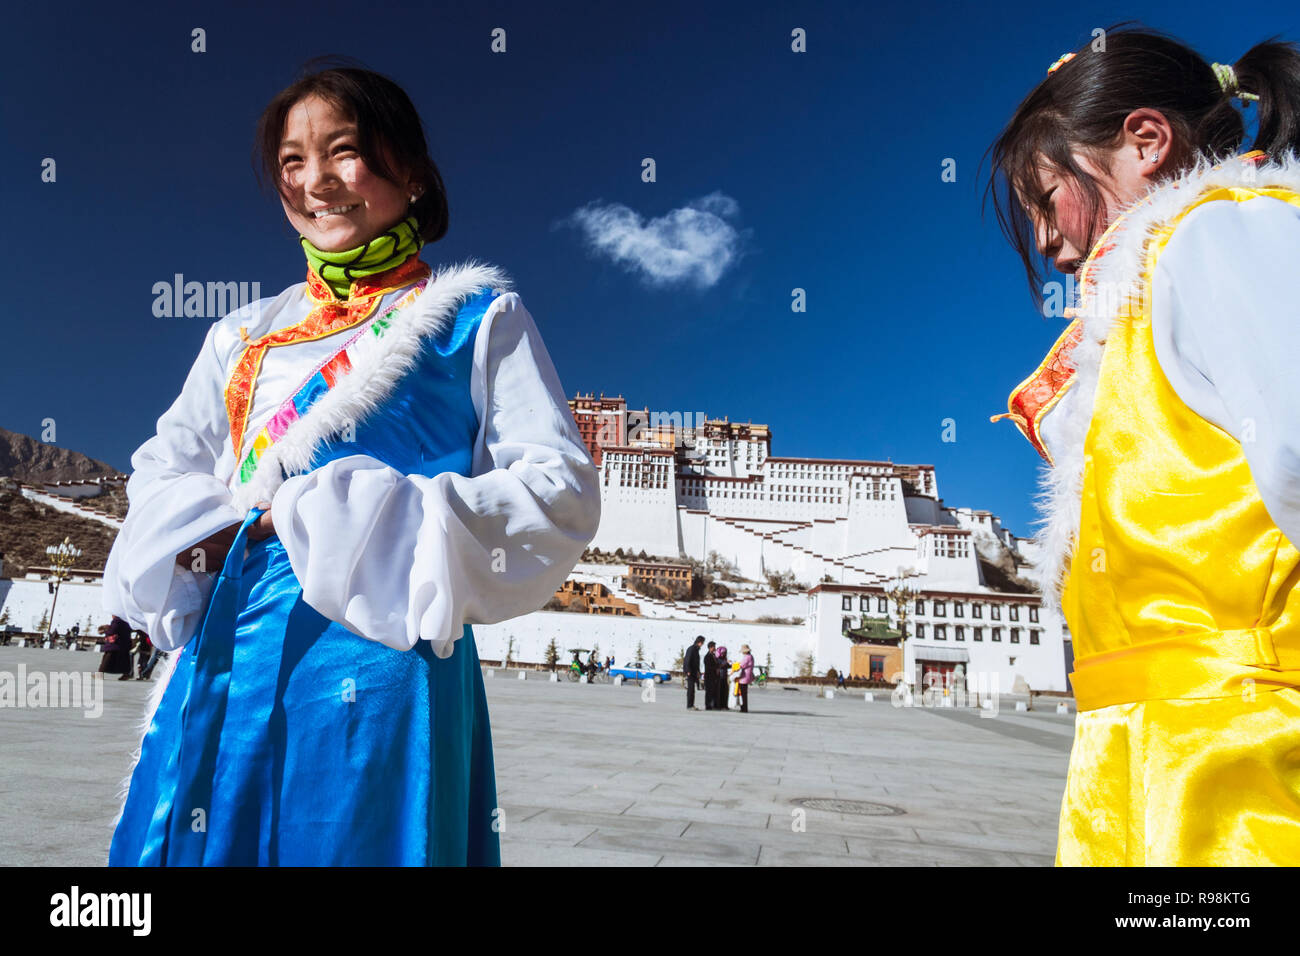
988, 27, 1300, 864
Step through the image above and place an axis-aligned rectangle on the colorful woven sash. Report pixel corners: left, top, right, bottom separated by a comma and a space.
233, 278, 428, 488
224, 255, 430, 461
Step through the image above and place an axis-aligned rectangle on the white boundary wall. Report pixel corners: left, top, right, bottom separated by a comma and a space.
471, 610, 812, 675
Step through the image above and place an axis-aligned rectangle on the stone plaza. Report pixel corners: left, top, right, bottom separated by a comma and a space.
0, 645, 1072, 866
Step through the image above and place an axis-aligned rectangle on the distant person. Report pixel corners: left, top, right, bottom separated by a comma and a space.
140, 637, 165, 681
702, 641, 719, 710
684, 636, 705, 710
98, 616, 132, 680
134, 630, 154, 679
737, 644, 756, 713
714, 646, 730, 711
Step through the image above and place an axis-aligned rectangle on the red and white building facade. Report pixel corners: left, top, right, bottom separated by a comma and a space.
567, 393, 1069, 691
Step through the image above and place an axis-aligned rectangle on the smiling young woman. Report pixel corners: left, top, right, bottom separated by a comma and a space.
988, 26, 1300, 866
103, 65, 602, 866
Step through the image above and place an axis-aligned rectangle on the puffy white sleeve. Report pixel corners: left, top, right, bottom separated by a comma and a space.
268, 292, 602, 656
102, 322, 245, 651
1151, 195, 1300, 547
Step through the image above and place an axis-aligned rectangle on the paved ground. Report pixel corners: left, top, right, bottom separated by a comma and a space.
0, 646, 1073, 866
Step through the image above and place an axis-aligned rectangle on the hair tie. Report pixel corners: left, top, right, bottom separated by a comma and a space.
1211, 62, 1260, 102
1046, 51, 1076, 75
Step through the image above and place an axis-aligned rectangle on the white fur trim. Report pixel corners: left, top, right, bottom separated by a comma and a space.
229, 260, 512, 513
1031, 152, 1300, 611
111, 647, 181, 828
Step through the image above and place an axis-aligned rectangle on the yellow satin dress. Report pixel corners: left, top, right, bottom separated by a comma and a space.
1002, 169, 1300, 865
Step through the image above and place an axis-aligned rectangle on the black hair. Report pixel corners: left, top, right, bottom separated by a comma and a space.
986, 25, 1300, 299
254, 57, 449, 243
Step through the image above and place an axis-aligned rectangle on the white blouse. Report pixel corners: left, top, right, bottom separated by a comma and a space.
102, 278, 601, 656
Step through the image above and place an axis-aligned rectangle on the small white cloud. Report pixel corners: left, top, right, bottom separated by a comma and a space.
565, 192, 742, 289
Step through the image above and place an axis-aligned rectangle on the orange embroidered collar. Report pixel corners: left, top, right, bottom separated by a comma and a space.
990, 227, 1121, 464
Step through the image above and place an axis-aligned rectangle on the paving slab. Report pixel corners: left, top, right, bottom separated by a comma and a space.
0, 645, 1072, 866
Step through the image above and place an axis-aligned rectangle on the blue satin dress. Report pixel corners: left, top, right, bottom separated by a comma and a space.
109, 290, 502, 866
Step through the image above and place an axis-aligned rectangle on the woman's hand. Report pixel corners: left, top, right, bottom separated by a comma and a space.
249, 502, 277, 541
174, 503, 277, 571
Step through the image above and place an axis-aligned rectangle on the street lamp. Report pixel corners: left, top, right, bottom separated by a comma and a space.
44, 536, 81, 642
883, 567, 921, 690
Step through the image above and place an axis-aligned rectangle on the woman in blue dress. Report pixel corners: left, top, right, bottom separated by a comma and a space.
103, 66, 602, 866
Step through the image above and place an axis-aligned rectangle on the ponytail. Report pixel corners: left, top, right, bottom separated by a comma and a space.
1235, 39, 1300, 158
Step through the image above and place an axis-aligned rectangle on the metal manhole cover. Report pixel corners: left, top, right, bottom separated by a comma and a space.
793, 797, 905, 816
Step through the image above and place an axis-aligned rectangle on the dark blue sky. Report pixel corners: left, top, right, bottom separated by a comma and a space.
4, 0, 1296, 538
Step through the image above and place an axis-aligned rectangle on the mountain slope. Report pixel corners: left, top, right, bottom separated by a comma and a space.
0, 426, 122, 484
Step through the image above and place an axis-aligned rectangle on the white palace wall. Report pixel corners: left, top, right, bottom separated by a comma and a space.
471, 610, 812, 675
591, 485, 678, 557
0, 578, 111, 634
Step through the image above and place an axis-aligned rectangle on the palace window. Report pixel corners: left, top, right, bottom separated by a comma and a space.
859, 596, 870, 612
1009, 605, 1020, 621
955, 625, 965, 641
953, 602, 964, 618
842, 596, 852, 611
992, 628, 1002, 642
934, 624, 947, 640
877, 597, 888, 613
1010, 628, 1021, 644
915, 623, 926, 639
915, 598, 926, 615
973, 627, 983, 642
1030, 630, 1041, 645
991, 605, 1002, 621
972, 603, 982, 619
933, 600, 946, 617
1029, 607, 1039, 623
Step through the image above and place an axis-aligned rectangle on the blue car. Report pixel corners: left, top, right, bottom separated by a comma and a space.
610, 661, 671, 683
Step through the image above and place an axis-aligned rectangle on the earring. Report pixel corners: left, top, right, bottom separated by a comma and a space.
1151, 150, 1159, 163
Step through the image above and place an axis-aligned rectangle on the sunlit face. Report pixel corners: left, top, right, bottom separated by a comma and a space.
1022, 144, 1162, 275
1019, 153, 1113, 275
277, 94, 416, 252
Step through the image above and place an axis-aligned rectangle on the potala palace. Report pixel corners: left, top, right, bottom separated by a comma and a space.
532, 393, 1069, 693
0, 395, 1070, 694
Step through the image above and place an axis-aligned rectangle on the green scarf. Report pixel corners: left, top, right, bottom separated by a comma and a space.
300, 214, 423, 299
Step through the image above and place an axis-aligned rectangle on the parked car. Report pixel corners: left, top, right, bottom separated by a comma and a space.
609, 660, 671, 683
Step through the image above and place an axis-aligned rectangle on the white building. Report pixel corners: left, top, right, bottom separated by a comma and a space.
578, 399, 1068, 691
806, 584, 1068, 693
